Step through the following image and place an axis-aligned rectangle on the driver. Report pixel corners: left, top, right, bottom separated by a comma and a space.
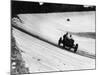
69, 35, 74, 46
63, 32, 68, 39
63, 32, 69, 44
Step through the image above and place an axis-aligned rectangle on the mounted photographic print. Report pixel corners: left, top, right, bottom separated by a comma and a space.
11, 0, 96, 74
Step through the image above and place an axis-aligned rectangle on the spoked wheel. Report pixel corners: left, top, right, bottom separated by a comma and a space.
74, 44, 78, 53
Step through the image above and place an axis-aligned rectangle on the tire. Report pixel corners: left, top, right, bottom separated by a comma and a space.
74, 44, 78, 53
58, 37, 62, 46
63, 43, 65, 48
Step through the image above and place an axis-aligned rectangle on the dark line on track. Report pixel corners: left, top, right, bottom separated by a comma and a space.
12, 25, 95, 59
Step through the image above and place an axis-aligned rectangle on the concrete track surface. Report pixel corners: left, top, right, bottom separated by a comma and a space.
12, 28, 95, 73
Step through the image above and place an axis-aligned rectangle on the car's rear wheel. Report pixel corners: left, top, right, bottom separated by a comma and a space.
58, 37, 62, 46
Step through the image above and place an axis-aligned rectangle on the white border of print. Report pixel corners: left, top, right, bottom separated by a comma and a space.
0, 0, 99, 75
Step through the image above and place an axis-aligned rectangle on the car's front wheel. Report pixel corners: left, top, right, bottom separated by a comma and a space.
74, 44, 78, 53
